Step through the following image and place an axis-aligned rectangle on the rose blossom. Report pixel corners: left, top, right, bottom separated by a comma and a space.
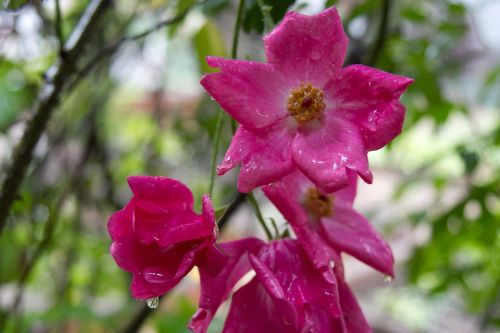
189, 238, 370, 333
201, 7, 413, 193
108, 176, 217, 299
263, 170, 394, 276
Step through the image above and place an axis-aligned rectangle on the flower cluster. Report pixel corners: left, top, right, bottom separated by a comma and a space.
108, 6, 412, 332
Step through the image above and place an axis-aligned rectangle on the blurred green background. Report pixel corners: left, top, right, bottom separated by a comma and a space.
0, 0, 499, 332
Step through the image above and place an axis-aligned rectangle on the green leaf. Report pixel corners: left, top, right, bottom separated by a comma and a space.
2, 0, 30, 11
193, 20, 227, 73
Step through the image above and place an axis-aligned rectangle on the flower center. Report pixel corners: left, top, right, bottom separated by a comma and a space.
287, 82, 325, 124
304, 187, 333, 218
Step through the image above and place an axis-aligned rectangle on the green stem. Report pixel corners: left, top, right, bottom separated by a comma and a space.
231, 0, 246, 59
208, 111, 224, 198
208, 0, 246, 196
247, 192, 273, 240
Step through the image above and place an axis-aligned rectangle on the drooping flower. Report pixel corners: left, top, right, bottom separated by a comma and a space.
108, 176, 217, 299
263, 170, 394, 277
189, 238, 370, 333
201, 7, 413, 193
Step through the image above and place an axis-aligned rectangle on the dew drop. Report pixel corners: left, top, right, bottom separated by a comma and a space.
329, 260, 335, 269
146, 297, 159, 309
384, 275, 393, 283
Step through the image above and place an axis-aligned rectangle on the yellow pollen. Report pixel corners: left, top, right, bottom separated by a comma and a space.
287, 82, 325, 124
304, 187, 334, 218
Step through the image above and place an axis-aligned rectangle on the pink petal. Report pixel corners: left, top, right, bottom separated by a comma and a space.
127, 176, 194, 211
261, 173, 310, 228
189, 238, 265, 333
264, 7, 347, 86
201, 57, 289, 129
108, 203, 134, 242
132, 208, 199, 246
291, 116, 372, 193
338, 282, 371, 333
325, 65, 414, 151
131, 272, 180, 300
222, 279, 294, 333
218, 123, 295, 193
321, 204, 394, 276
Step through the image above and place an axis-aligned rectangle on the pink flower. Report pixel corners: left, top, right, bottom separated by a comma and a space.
263, 170, 394, 277
189, 238, 370, 333
108, 176, 216, 299
201, 7, 413, 193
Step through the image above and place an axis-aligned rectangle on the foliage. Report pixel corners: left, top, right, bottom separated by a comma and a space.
0, 0, 499, 332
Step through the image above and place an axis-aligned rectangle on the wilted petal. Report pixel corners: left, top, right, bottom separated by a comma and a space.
321, 204, 394, 276
325, 65, 414, 151
292, 116, 372, 193
201, 57, 289, 129
218, 124, 295, 193
264, 7, 347, 85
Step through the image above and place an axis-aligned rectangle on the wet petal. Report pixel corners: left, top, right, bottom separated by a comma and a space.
325, 65, 414, 151
264, 7, 347, 86
189, 238, 265, 333
127, 176, 194, 211
292, 116, 372, 193
201, 57, 289, 129
321, 204, 394, 276
338, 281, 371, 333
218, 123, 295, 193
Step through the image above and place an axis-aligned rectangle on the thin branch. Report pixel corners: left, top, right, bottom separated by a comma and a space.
218, 192, 247, 230
366, 0, 392, 66
0, 0, 111, 236
1, 109, 98, 330
231, 0, 246, 59
72, 7, 192, 86
247, 192, 273, 240
55, 0, 64, 55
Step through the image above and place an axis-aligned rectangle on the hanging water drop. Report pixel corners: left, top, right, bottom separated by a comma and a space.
383, 275, 393, 283
146, 297, 159, 309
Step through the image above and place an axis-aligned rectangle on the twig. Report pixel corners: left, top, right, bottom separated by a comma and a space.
72, 6, 193, 86
218, 192, 247, 230
247, 192, 273, 240
54, 0, 64, 55
366, 0, 392, 66
1, 109, 98, 330
0, 0, 111, 237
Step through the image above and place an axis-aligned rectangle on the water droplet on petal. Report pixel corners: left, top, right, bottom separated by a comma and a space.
329, 260, 335, 269
146, 297, 159, 309
384, 275, 393, 283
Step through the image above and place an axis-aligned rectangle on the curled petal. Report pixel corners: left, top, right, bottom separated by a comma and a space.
201, 57, 289, 129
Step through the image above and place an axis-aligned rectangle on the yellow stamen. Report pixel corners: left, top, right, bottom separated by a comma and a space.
304, 187, 334, 218
287, 82, 325, 124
